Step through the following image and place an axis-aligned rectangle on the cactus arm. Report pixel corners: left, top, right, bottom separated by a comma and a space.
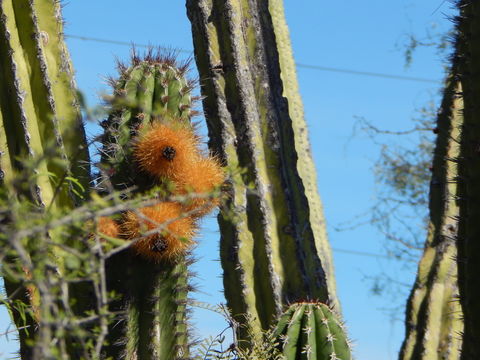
186, 0, 338, 339
268, 0, 337, 304
399, 72, 463, 360
455, 1, 480, 357
273, 303, 352, 360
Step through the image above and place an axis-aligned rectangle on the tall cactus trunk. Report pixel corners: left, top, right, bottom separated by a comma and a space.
186, 0, 339, 341
98, 54, 200, 359
103, 252, 191, 360
399, 70, 463, 360
454, 1, 480, 358
0, 0, 90, 357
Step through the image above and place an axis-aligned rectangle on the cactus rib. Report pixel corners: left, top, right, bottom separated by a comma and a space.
0, 0, 90, 357
454, 1, 480, 358
273, 302, 352, 360
187, 0, 339, 341
399, 69, 463, 360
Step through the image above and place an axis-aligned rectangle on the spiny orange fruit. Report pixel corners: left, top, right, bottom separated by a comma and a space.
96, 217, 120, 239
133, 122, 200, 179
121, 202, 196, 261
172, 154, 225, 217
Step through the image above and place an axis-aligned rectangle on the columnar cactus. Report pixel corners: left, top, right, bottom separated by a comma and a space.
186, 0, 339, 341
0, 0, 90, 357
98, 52, 224, 359
273, 302, 352, 360
99, 53, 196, 193
399, 70, 463, 360
453, 1, 480, 358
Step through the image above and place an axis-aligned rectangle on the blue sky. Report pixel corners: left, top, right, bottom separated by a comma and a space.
0, 1, 456, 359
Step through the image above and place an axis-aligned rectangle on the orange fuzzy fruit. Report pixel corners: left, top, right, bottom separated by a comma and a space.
133, 122, 200, 178
96, 217, 120, 239
121, 202, 196, 261
172, 155, 225, 217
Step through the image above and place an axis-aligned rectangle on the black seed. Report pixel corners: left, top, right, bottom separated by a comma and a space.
162, 146, 176, 161
151, 237, 167, 253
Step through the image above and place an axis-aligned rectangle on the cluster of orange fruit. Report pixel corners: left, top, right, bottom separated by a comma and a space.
97, 121, 225, 262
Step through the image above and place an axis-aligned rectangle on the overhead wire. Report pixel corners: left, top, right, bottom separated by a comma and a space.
65, 33, 427, 260
65, 34, 441, 84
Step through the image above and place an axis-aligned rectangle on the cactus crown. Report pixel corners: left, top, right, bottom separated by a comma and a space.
273, 302, 353, 360
99, 49, 200, 193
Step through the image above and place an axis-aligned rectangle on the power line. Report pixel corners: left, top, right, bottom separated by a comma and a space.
65, 34, 441, 84
65, 34, 192, 54
63, 34, 415, 261
295, 63, 440, 83
332, 247, 392, 259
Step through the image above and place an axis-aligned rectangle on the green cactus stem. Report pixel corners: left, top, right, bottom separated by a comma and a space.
399, 70, 463, 360
0, 0, 90, 357
454, 1, 480, 357
99, 52, 197, 359
273, 302, 352, 360
100, 52, 197, 193
186, 0, 339, 341
0, 0, 89, 206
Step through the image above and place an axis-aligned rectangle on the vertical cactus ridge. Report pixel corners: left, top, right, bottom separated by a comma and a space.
0, 0, 59, 208
103, 240, 193, 360
0, 0, 89, 206
120, 257, 191, 360
454, 1, 480, 357
187, 0, 339, 339
267, 0, 337, 308
399, 70, 463, 360
0, 1, 90, 357
32, 0, 91, 194
273, 302, 352, 360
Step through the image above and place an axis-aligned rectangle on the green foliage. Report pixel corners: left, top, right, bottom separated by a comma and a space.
1, 155, 116, 358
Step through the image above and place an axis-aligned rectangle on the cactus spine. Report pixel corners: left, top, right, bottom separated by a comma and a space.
273, 302, 352, 360
454, 1, 480, 358
399, 70, 463, 360
0, 0, 90, 357
186, 0, 339, 341
99, 53, 202, 359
